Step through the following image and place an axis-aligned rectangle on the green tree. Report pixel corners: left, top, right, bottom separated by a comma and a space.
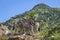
28, 11, 38, 19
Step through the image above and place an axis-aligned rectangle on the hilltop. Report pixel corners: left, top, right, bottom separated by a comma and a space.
2, 3, 60, 40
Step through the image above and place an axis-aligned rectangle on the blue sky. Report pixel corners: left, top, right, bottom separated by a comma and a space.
0, 0, 60, 22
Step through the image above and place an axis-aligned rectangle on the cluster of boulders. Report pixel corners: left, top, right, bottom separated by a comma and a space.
9, 18, 40, 35
8, 35, 33, 40
8, 34, 40, 40
0, 17, 40, 40
0, 24, 39, 40
7, 32, 40, 40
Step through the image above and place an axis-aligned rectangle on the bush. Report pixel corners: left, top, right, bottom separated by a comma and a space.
0, 35, 8, 40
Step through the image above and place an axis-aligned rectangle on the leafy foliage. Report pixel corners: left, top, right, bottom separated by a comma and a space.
3, 3, 60, 40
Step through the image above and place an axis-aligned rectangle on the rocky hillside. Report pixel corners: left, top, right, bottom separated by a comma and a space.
4, 3, 60, 26
3, 3, 60, 40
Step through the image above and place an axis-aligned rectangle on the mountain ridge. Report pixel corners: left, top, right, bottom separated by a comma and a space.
1, 3, 60, 40
3, 3, 60, 25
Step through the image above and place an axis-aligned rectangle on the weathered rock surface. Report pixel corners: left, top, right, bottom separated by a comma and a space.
8, 33, 40, 40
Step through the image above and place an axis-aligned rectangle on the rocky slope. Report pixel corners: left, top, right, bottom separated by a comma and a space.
2, 3, 60, 40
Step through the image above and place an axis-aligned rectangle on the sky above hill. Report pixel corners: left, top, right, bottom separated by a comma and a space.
0, 0, 60, 22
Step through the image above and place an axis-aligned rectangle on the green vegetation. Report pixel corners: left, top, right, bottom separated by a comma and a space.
0, 35, 8, 40
2, 3, 60, 40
